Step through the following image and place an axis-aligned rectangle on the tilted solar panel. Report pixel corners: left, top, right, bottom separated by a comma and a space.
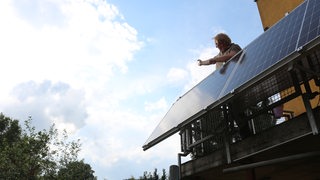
297, 0, 320, 48
143, 0, 320, 151
219, 1, 307, 98
143, 53, 242, 149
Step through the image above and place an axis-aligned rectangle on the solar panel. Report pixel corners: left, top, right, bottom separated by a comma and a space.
297, 0, 320, 48
143, 53, 242, 148
219, 1, 307, 98
143, 0, 320, 150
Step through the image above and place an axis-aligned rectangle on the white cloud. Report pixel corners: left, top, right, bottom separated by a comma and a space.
0, 0, 142, 88
166, 67, 188, 83
0, 0, 213, 178
144, 97, 168, 112
77, 108, 169, 168
4, 80, 87, 131
0, 0, 146, 178
183, 46, 219, 91
0, 0, 143, 107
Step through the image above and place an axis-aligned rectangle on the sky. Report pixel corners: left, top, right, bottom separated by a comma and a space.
0, 0, 263, 179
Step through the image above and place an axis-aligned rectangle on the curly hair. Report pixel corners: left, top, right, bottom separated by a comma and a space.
213, 33, 231, 46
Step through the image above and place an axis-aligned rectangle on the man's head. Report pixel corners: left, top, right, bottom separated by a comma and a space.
213, 33, 231, 52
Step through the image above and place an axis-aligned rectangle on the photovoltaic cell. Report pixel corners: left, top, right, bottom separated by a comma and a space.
143, 0, 320, 150
297, 0, 320, 48
220, 1, 307, 98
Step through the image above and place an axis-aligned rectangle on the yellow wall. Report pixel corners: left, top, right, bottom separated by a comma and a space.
256, 0, 304, 30
283, 80, 319, 117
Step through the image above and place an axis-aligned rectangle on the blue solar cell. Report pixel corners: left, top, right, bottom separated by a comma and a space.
219, 1, 307, 99
297, 0, 320, 47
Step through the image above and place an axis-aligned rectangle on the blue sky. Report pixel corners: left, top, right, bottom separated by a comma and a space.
0, 0, 263, 179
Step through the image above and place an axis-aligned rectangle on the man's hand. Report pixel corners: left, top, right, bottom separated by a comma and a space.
198, 59, 215, 66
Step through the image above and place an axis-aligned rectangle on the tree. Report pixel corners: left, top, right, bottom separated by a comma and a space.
57, 160, 96, 179
128, 168, 167, 180
153, 168, 159, 180
0, 113, 96, 179
0, 113, 21, 145
0, 114, 50, 179
161, 169, 167, 180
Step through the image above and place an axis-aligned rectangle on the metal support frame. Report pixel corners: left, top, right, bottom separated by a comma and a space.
301, 93, 318, 134
290, 58, 319, 134
223, 105, 232, 164
187, 134, 214, 149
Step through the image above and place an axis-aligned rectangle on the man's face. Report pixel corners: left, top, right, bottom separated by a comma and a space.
215, 40, 224, 51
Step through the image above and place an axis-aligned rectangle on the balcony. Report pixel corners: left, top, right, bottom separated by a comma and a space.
180, 102, 320, 179
179, 46, 320, 179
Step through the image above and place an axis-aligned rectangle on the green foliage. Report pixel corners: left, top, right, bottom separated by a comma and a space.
0, 113, 96, 179
58, 160, 96, 180
0, 113, 21, 146
161, 169, 167, 180
127, 168, 167, 180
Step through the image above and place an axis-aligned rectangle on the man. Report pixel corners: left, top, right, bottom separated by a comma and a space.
198, 33, 241, 69
198, 33, 252, 139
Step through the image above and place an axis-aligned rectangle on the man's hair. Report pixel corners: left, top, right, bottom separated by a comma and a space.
213, 33, 231, 46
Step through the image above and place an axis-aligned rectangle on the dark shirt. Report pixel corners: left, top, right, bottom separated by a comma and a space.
215, 43, 241, 69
